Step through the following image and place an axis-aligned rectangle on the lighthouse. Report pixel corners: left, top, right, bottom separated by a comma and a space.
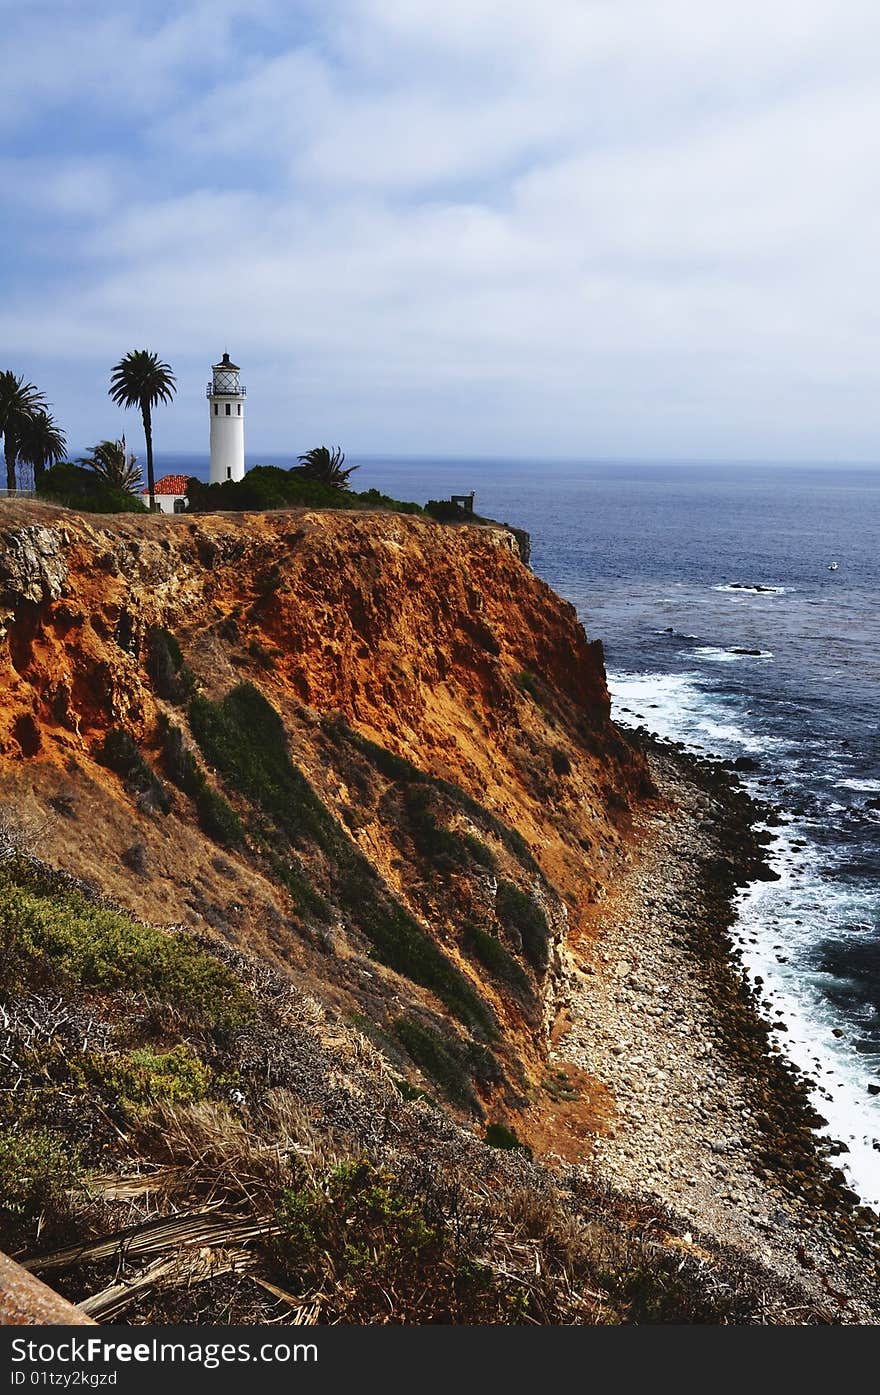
207, 351, 246, 484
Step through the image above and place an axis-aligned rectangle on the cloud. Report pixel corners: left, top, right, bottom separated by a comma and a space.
4, 0, 880, 458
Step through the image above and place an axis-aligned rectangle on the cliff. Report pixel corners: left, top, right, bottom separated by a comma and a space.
3, 498, 876, 1325
0, 500, 647, 1125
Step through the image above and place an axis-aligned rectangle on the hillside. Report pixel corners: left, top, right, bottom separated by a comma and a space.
0, 499, 875, 1324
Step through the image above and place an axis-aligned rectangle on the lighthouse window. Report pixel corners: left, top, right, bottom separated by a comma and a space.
237, 404, 241, 415
226, 468, 232, 480
213, 404, 218, 415
225, 403, 231, 416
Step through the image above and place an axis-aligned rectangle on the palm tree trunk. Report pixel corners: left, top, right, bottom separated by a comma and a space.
4, 432, 17, 493
142, 402, 155, 511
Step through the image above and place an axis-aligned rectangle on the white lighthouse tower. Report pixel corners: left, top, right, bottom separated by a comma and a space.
207, 351, 246, 484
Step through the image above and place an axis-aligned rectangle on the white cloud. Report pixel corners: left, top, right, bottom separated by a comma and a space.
5, 0, 880, 457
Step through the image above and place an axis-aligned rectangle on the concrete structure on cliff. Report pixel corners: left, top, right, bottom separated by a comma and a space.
207, 351, 246, 485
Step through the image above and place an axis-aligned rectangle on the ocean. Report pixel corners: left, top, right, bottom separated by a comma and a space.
154, 451, 880, 1207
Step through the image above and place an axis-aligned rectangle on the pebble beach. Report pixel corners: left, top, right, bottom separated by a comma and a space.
556, 738, 880, 1320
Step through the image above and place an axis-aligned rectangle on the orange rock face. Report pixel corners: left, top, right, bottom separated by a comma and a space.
0, 500, 649, 1122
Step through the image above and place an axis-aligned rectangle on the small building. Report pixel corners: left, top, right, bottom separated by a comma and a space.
450, 491, 475, 514
142, 474, 190, 514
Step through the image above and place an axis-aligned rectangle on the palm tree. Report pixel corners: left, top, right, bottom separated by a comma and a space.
79, 437, 142, 494
296, 445, 358, 490
16, 409, 67, 488
0, 371, 49, 491
109, 350, 176, 511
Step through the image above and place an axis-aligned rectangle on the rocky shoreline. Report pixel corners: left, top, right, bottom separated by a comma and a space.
555, 734, 880, 1320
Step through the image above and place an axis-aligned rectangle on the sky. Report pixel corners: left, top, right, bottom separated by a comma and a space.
4, 0, 880, 461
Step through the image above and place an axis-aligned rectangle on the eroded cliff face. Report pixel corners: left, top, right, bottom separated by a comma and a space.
0, 500, 649, 1131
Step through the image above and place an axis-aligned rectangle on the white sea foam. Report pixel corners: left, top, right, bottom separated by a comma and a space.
610, 666, 880, 1211
691, 646, 774, 663
736, 853, 880, 1211
609, 670, 775, 755
836, 778, 880, 794
713, 583, 790, 595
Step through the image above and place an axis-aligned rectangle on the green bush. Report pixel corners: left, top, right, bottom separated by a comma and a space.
186, 468, 424, 516
97, 727, 171, 815
323, 716, 537, 871
147, 627, 193, 704
274, 1158, 519, 1323
495, 880, 550, 973
355, 891, 494, 1036
160, 720, 243, 848
37, 463, 149, 514
88, 1046, 211, 1114
424, 500, 490, 524
190, 684, 337, 850
192, 686, 492, 1029
0, 1126, 81, 1222
393, 1018, 477, 1110
484, 1122, 532, 1158
463, 922, 530, 993
515, 671, 543, 703
404, 787, 495, 871
0, 868, 254, 1030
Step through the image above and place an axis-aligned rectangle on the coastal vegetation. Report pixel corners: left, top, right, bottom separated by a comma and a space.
109, 350, 177, 512
78, 438, 142, 494
36, 463, 148, 513
186, 680, 495, 1037
296, 444, 358, 488
0, 833, 837, 1324
0, 372, 66, 491
185, 463, 422, 515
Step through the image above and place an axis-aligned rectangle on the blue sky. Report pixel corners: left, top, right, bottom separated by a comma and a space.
4, 0, 880, 460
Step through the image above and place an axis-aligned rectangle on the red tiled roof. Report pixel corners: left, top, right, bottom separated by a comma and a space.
141, 474, 190, 496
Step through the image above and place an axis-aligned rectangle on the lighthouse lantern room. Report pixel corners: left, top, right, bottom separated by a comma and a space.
207, 351, 246, 484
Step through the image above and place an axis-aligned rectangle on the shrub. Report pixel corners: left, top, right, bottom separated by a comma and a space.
88, 1046, 211, 1114
160, 721, 243, 848
189, 684, 337, 850
404, 787, 495, 871
515, 671, 543, 703
393, 1018, 477, 1110
424, 500, 490, 524
190, 686, 493, 1028
495, 880, 550, 973
485, 1123, 533, 1158
462, 922, 530, 993
323, 716, 537, 871
121, 841, 149, 876
551, 747, 572, 777
0, 1126, 81, 1224
147, 627, 193, 704
356, 893, 494, 1036
37, 463, 149, 514
274, 1157, 520, 1323
186, 468, 424, 517
97, 728, 171, 815
0, 868, 254, 1030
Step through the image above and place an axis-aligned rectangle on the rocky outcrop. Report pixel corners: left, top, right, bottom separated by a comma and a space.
0, 499, 647, 1120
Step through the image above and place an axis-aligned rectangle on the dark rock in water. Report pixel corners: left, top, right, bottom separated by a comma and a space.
731, 647, 764, 656
732, 756, 760, 773
865, 796, 880, 811
754, 865, 781, 882
728, 583, 778, 593
868, 1084, 880, 1096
